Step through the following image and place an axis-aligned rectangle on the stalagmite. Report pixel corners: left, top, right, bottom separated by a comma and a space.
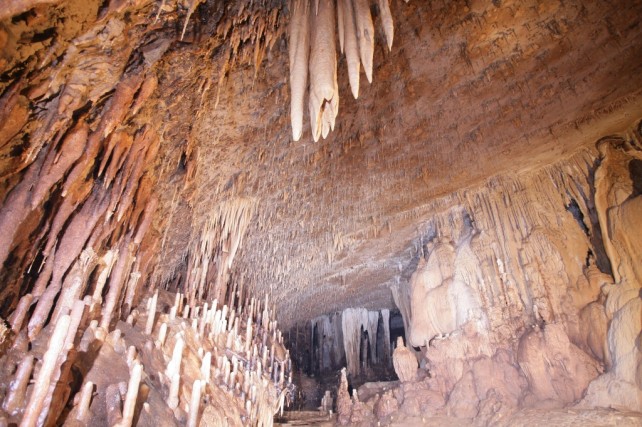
145, 290, 158, 334
392, 336, 417, 382
308, 0, 339, 142
352, 0, 374, 83
167, 334, 185, 378
20, 315, 70, 427
289, 0, 310, 141
201, 351, 212, 385
76, 381, 94, 422
157, 322, 168, 348
188, 380, 202, 427
170, 293, 180, 320
336, 368, 352, 425
167, 373, 180, 410
126, 346, 137, 367
117, 362, 142, 427
63, 299, 86, 350
9, 294, 33, 333
3, 355, 34, 415
246, 316, 253, 354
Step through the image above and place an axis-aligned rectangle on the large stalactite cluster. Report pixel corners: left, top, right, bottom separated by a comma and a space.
289, 0, 394, 141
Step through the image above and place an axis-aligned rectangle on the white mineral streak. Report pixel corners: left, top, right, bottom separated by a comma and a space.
289, 0, 310, 141
308, 0, 339, 142
352, 0, 374, 83
342, 0, 361, 98
378, 0, 394, 50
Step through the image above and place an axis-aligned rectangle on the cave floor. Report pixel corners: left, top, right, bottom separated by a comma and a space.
275, 408, 642, 426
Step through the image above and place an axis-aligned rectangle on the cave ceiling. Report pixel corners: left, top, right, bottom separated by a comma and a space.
2, 0, 642, 327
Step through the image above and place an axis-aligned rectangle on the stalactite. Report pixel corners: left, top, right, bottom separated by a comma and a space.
92, 249, 118, 302
29, 189, 110, 339
378, 0, 394, 50
366, 311, 379, 364
341, 0, 361, 98
100, 235, 133, 330
287, 0, 397, 139
337, 0, 345, 53
381, 308, 391, 363
308, 0, 339, 142
0, 151, 45, 269
3, 355, 34, 415
352, 0, 374, 83
30, 121, 89, 210
50, 248, 96, 326
341, 307, 368, 377
62, 72, 144, 199
288, 0, 310, 141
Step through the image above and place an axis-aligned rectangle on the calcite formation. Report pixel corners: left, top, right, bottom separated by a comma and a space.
0, 287, 293, 426
1, 0, 642, 424
392, 337, 416, 383
288, 0, 395, 141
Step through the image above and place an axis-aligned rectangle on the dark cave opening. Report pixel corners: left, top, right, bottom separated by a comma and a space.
285, 309, 406, 409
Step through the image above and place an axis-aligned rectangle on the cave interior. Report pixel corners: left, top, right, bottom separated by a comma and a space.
0, 0, 641, 425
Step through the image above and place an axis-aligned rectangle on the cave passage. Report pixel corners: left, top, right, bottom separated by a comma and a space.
0, 0, 641, 425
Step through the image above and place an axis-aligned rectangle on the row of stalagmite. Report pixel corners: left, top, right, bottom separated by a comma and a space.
0, 266, 293, 426
289, 0, 396, 141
